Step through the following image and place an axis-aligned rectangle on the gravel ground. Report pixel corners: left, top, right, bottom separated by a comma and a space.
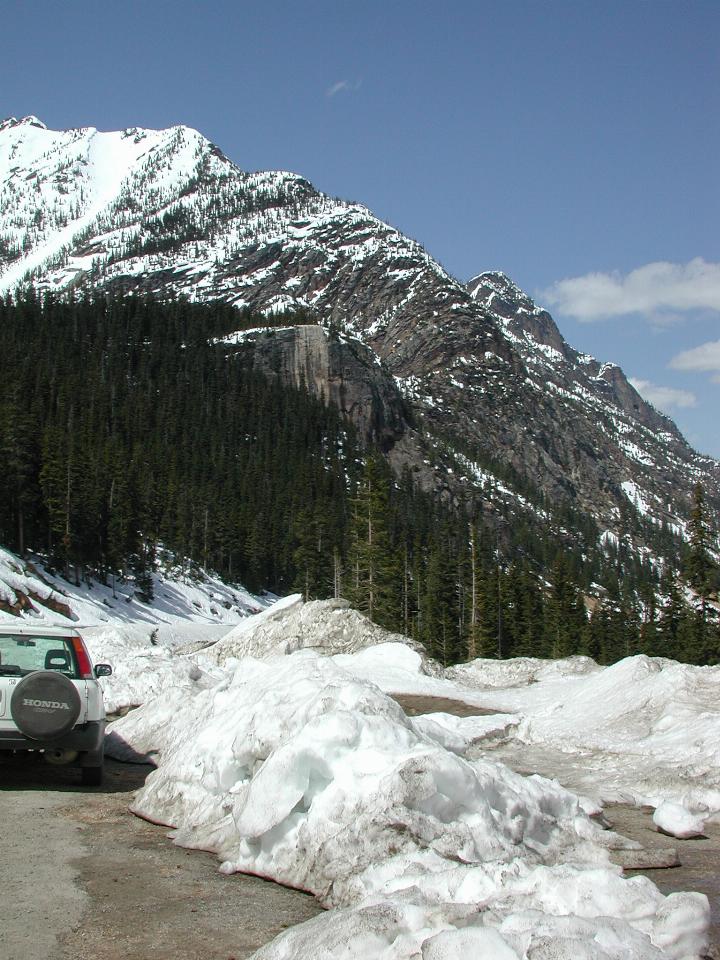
0, 755, 322, 960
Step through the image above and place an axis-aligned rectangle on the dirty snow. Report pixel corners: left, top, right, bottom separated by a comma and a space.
108, 652, 708, 960
653, 803, 707, 840
93, 597, 720, 958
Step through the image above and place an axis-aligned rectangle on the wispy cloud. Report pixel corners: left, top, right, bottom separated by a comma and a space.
326, 79, 362, 98
629, 377, 697, 411
539, 258, 720, 323
670, 339, 720, 384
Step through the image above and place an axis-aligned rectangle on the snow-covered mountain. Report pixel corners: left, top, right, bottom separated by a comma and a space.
1, 115, 718, 544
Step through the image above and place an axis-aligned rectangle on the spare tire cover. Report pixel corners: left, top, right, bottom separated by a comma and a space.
11, 671, 81, 740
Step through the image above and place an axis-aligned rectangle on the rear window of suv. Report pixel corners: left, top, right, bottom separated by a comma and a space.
0, 635, 79, 678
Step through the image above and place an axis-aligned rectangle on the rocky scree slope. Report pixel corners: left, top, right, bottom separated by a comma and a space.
1, 115, 717, 543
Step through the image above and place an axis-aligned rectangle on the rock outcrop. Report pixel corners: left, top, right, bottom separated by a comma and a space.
226, 325, 409, 447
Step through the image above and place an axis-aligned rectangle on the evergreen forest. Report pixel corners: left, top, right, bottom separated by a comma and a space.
0, 292, 717, 666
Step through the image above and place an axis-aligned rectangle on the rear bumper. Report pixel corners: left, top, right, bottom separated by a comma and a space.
0, 720, 106, 755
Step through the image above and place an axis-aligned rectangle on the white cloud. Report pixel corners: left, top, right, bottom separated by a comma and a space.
670, 339, 720, 383
629, 378, 697, 411
326, 79, 362, 98
539, 258, 720, 322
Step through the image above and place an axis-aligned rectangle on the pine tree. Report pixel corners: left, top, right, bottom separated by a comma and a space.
347, 456, 400, 629
657, 569, 685, 660
685, 483, 718, 662
545, 553, 587, 658
687, 484, 715, 595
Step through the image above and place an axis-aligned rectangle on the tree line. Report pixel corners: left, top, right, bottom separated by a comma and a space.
0, 291, 717, 666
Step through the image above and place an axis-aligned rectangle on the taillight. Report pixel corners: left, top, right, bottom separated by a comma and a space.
71, 635, 93, 678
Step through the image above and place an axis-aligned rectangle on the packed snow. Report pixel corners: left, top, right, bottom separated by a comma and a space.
85, 595, 720, 958
108, 651, 708, 960
652, 803, 707, 840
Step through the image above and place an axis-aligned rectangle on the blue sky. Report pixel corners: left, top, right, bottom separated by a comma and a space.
3, 0, 719, 455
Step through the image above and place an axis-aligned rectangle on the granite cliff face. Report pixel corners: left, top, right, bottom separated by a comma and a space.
1, 115, 718, 547
223, 324, 409, 448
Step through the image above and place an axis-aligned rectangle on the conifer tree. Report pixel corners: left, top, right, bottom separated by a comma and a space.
545, 553, 587, 658
687, 483, 715, 595
684, 483, 718, 662
348, 455, 399, 629
657, 569, 685, 660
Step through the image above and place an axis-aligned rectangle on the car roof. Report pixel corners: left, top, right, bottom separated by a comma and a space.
0, 623, 81, 638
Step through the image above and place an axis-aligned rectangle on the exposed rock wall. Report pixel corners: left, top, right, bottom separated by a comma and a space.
229, 325, 409, 448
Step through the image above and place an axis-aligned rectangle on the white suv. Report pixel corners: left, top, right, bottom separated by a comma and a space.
0, 625, 112, 785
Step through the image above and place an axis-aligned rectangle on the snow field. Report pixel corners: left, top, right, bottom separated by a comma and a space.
90, 594, 720, 824
108, 651, 709, 959
8, 581, 711, 958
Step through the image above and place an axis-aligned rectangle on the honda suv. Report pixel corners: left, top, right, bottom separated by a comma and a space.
0, 625, 112, 785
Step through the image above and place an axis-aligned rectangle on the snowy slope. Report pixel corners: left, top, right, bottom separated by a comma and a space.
0, 545, 268, 627
0, 115, 442, 308
467, 272, 716, 542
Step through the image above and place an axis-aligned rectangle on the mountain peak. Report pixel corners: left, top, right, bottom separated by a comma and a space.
467, 270, 528, 304
0, 115, 47, 132
467, 270, 570, 354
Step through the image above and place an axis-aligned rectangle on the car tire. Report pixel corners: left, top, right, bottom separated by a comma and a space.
10, 671, 82, 740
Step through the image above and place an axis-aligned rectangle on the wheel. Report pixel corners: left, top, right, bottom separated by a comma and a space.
10, 671, 81, 740
81, 764, 103, 786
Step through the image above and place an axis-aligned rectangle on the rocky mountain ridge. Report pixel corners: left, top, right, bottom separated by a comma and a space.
1, 115, 718, 550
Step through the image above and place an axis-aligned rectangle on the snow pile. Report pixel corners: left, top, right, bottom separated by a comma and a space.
82, 623, 227, 715
653, 803, 707, 840
514, 656, 720, 759
448, 654, 600, 689
331, 640, 450, 691
203, 596, 426, 664
448, 654, 720, 814
412, 712, 521, 755
197, 608, 720, 819
108, 653, 709, 960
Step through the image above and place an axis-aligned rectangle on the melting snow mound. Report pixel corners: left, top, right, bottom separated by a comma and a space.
203, 596, 428, 663
108, 652, 709, 959
448, 654, 600, 689
653, 803, 707, 840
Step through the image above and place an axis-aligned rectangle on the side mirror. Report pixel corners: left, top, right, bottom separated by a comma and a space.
94, 663, 113, 678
